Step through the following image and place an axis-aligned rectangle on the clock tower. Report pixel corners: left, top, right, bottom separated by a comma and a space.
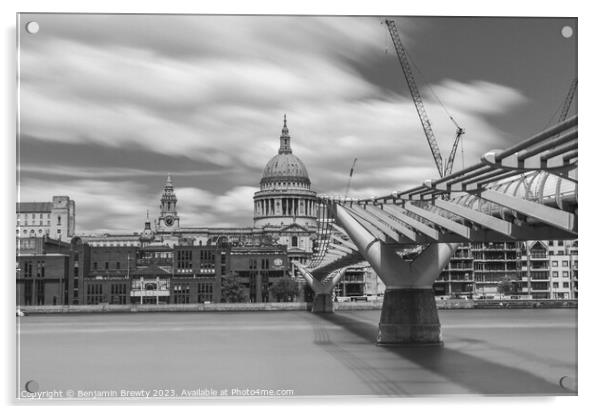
158, 174, 180, 231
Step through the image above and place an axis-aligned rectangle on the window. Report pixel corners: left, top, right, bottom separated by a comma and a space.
562, 271, 569, 277
36, 261, 45, 278
110, 283, 127, 304
87, 284, 104, 304
176, 250, 193, 270
116, 262, 120, 270
552, 271, 558, 277
558, 251, 564, 255
562, 261, 568, 267
563, 282, 569, 288
198, 283, 213, 303
173, 284, 190, 304
36, 281, 45, 305
558, 240, 564, 246
23, 261, 33, 278
93, 262, 98, 270
23, 281, 33, 305
553, 282, 559, 288
291, 236, 298, 247
57, 216, 61, 225
105, 262, 109, 270
551, 261, 558, 267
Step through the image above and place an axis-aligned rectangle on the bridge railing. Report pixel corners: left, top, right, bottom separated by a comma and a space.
317, 116, 578, 244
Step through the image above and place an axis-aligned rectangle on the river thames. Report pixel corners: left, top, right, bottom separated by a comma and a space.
17, 309, 577, 399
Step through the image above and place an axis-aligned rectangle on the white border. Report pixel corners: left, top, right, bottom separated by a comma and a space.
2, 1, 598, 413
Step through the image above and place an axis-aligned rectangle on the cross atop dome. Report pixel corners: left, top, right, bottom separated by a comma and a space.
279, 114, 292, 154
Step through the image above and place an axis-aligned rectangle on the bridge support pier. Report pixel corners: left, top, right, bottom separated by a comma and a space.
312, 293, 334, 313
292, 263, 346, 314
378, 288, 441, 346
334, 205, 458, 346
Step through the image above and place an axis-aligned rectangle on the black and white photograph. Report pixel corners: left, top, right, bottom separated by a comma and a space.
12, 8, 581, 403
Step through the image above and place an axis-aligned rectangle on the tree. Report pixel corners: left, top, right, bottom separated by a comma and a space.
221, 277, 248, 303
269, 277, 298, 302
303, 283, 315, 303
497, 276, 517, 296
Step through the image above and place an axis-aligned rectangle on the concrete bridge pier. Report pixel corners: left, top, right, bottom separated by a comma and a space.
334, 205, 458, 345
378, 287, 441, 345
312, 293, 334, 313
293, 264, 345, 313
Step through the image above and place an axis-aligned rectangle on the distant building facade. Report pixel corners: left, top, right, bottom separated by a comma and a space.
433, 240, 578, 299
16, 196, 75, 241
333, 263, 385, 300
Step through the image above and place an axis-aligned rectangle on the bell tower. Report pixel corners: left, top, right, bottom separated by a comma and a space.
158, 174, 180, 231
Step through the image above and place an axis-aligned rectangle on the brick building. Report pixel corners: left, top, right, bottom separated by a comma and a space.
16, 236, 290, 306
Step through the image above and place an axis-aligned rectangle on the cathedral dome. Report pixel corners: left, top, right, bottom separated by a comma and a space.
262, 153, 309, 181
260, 115, 311, 186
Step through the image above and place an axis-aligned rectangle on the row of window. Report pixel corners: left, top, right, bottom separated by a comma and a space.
91, 242, 138, 247
16, 228, 51, 235
20, 261, 45, 278
86, 283, 128, 304
551, 260, 577, 267
175, 250, 223, 269
16, 220, 51, 226
93, 262, 124, 270
20, 280, 46, 305
17, 213, 51, 219
249, 258, 271, 270
172, 283, 213, 303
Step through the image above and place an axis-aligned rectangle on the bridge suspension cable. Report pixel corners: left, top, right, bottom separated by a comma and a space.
306, 200, 335, 269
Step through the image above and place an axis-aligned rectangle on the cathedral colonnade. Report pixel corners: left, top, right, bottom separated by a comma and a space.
254, 197, 317, 218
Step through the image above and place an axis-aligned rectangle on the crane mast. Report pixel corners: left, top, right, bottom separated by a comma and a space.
344, 158, 358, 199
444, 116, 466, 176
558, 78, 577, 122
385, 19, 445, 178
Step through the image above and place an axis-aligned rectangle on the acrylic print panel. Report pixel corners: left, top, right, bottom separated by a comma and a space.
16, 13, 577, 400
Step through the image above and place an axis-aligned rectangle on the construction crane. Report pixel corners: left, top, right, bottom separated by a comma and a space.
444, 116, 465, 176
344, 158, 358, 199
384, 19, 464, 178
558, 78, 577, 122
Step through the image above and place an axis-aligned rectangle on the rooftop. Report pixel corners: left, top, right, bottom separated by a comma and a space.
16, 202, 52, 213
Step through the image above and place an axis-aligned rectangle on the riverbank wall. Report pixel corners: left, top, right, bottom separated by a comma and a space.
17, 299, 577, 314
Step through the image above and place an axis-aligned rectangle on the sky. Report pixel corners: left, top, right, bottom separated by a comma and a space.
17, 14, 577, 234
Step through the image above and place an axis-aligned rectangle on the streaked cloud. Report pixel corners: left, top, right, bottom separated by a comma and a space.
18, 15, 535, 233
